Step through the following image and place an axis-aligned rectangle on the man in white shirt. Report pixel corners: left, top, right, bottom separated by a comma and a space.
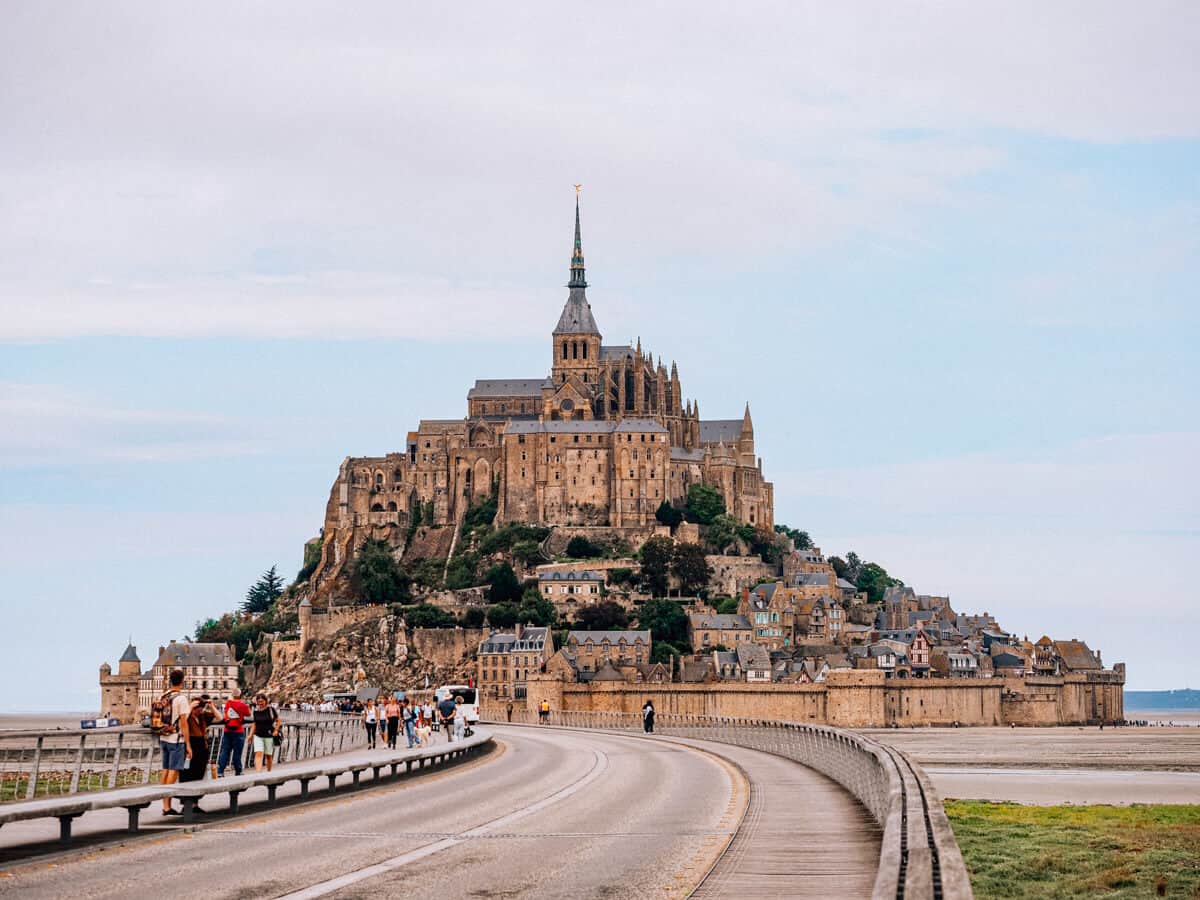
160, 669, 191, 816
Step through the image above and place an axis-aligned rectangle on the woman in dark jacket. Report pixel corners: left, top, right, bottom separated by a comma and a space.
642, 700, 655, 734
180, 695, 217, 811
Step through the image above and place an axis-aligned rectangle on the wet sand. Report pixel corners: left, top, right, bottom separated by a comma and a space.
862, 725, 1200, 805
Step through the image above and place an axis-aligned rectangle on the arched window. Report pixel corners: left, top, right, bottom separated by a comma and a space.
375, 472, 383, 487
582, 343, 588, 359
387, 501, 398, 512
572, 341, 578, 359
563, 341, 568, 359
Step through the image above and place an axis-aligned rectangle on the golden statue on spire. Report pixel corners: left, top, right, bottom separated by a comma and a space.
573, 183, 583, 196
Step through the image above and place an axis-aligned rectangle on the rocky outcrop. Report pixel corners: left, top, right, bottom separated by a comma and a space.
262, 615, 485, 701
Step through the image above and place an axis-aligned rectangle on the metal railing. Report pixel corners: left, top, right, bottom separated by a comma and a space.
0, 716, 366, 802
483, 707, 971, 900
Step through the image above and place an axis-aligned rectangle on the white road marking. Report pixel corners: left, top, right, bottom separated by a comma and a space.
277, 749, 609, 900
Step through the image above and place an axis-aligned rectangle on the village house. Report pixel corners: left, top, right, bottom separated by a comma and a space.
565, 629, 652, 673
136, 640, 238, 713
476, 625, 551, 701
688, 611, 753, 650
539, 568, 606, 613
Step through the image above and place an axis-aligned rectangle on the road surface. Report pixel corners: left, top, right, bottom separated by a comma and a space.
0, 727, 749, 899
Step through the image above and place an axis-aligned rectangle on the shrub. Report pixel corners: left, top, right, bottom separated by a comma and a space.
566, 536, 602, 559
460, 607, 486, 629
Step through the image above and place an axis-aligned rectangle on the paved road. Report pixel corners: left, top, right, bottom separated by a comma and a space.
0, 727, 746, 899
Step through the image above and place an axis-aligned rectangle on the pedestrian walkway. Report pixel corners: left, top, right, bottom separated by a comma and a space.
686, 739, 881, 899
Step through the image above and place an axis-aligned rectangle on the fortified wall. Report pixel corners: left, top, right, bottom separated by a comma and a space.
518, 666, 1125, 727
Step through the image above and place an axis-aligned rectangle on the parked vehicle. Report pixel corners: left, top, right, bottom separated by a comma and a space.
434, 685, 478, 724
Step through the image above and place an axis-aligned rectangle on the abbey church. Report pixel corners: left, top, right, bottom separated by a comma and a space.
317, 199, 773, 576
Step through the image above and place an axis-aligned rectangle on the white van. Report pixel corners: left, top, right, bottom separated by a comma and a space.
434, 685, 479, 724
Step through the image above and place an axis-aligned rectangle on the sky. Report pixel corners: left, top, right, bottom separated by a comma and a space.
1, 2, 1197, 710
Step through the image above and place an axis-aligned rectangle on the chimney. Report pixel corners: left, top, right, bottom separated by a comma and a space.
515, 623, 524, 640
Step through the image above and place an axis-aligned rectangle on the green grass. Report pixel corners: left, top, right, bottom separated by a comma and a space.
945, 801, 1200, 899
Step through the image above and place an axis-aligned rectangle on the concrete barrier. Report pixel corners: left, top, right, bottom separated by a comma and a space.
485, 710, 971, 900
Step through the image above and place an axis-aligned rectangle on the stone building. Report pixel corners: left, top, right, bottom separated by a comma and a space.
476, 625, 551, 701
565, 629, 652, 673
98, 643, 142, 724
310, 199, 774, 594
137, 640, 238, 713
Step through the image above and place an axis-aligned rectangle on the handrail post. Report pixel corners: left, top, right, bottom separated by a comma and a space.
26, 736, 43, 800
69, 734, 86, 794
108, 732, 124, 789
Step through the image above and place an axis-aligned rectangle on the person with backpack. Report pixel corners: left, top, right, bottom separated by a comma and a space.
642, 700, 655, 734
152, 668, 192, 816
217, 688, 251, 777
437, 693, 458, 742
247, 693, 281, 772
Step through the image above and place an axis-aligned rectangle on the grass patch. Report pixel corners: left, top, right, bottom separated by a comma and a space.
945, 800, 1200, 899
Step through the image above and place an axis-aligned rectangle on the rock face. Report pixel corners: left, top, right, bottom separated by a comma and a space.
263, 615, 486, 700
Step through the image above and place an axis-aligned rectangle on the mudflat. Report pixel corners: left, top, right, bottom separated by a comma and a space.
861, 725, 1200, 771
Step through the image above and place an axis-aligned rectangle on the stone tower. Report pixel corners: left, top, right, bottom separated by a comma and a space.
550, 195, 602, 393
99, 643, 141, 724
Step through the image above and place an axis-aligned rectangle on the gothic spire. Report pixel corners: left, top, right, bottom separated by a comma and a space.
568, 191, 587, 289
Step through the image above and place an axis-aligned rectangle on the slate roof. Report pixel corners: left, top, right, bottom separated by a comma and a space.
416, 419, 466, 433
505, 419, 613, 435
152, 642, 235, 668
540, 569, 605, 583
119, 643, 140, 663
513, 627, 549, 653
592, 662, 627, 682
554, 293, 601, 335
791, 572, 833, 587
479, 633, 517, 654
600, 345, 633, 360
736, 642, 772, 670
670, 447, 706, 462
836, 578, 859, 591
690, 613, 752, 630
613, 417, 669, 433
568, 629, 651, 644
699, 420, 743, 444
749, 582, 779, 604
468, 378, 550, 398
1054, 639, 1102, 671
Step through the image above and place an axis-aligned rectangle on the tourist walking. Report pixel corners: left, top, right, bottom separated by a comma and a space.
180, 695, 217, 812
437, 693, 458, 742
248, 693, 281, 772
401, 698, 417, 748
217, 688, 251, 777
539, 699, 550, 723
423, 700, 436, 732
362, 698, 379, 749
453, 696, 467, 742
642, 700, 655, 734
154, 668, 191, 816
506, 700, 514, 722
384, 695, 401, 750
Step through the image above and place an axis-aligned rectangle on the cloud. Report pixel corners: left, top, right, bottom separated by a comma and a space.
0, 3, 1195, 340
0, 382, 268, 466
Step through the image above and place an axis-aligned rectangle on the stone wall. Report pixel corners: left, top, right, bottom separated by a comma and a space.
300, 603, 387, 651
521, 668, 1122, 727
410, 627, 487, 668
706, 554, 776, 596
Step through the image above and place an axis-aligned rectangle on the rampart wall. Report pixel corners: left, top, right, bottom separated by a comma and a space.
519, 668, 1124, 727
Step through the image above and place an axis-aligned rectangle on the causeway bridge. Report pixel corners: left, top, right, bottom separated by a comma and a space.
0, 714, 971, 899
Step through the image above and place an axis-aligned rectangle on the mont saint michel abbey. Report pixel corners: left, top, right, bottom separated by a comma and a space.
319, 199, 773, 565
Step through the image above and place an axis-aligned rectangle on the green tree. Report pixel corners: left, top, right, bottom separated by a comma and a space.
714, 596, 740, 615
511, 540, 545, 567
461, 494, 498, 534
856, 562, 901, 604
706, 514, 740, 553
403, 603, 456, 628
460, 607, 486, 629
566, 536, 602, 559
651, 641, 682, 666
685, 484, 726, 525
243, 565, 286, 613
516, 592, 557, 627
575, 600, 629, 630
637, 598, 690, 646
671, 543, 712, 596
486, 562, 523, 603
487, 602, 520, 629
773, 524, 813, 550
638, 536, 674, 596
351, 539, 412, 605
655, 500, 683, 528
445, 551, 480, 590
829, 556, 848, 579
